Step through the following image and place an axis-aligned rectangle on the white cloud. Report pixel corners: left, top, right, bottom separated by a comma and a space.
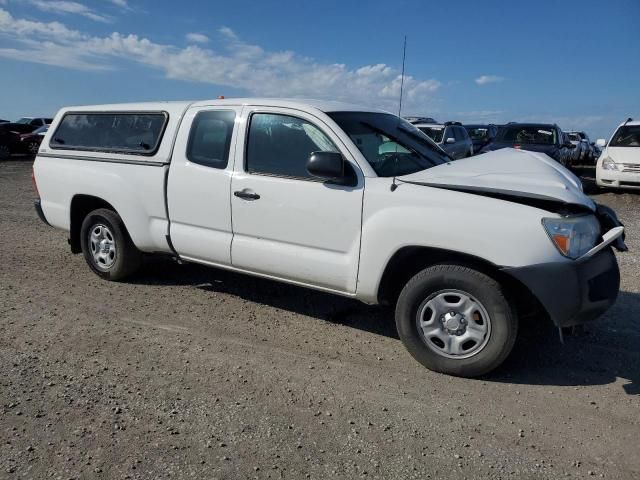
0, 10, 441, 112
27, 1, 110, 23
185, 32, 209, 44
475, 75, 504, 85
109, 0, 128, 6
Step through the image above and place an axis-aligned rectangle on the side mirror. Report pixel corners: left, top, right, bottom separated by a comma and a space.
445, 137, 456, 144
596, 138, 606, 148
306, 151, 345, 181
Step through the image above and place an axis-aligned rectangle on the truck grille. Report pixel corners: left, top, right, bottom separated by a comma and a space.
621, 163, 640, 173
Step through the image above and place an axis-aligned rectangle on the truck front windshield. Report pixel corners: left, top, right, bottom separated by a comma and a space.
327, 112, 449, 177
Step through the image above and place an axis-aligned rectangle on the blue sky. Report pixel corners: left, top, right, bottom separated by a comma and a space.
0, 0, 638, 139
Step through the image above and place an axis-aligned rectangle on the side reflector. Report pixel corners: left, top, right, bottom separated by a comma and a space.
32, 166, 39, 197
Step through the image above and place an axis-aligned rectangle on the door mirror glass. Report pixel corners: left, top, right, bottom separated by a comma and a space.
596, 138, 607, 147
445, 137, 456, 144
306, 151, 344, 181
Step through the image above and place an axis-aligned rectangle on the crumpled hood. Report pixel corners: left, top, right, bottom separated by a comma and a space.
399, 148, 595, 210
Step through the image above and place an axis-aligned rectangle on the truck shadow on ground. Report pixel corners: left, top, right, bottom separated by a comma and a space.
133, 258, 640, 395
490, 290, 640, 395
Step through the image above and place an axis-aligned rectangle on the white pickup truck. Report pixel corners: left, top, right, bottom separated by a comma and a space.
33, 98, 626, 377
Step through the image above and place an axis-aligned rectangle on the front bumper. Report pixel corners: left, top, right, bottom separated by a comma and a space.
503, 248, 620, 327
597, 167, 640, 189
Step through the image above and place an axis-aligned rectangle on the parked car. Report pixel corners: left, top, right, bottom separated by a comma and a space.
33, 99, 625, 377
414, 121, 474, 159
0, 129, 20, 159
0, 119, 9, 124
480, 123, 575, 167
567, 131, 595, 163
19, 125, 49, 155
0, 122, 40, 159
464, 124, 498, 155
566, 132, 586, 163
16, 117, 53, 128
404, 116, 438, 125
596, 118, 640, 190
592, 141, 603, 161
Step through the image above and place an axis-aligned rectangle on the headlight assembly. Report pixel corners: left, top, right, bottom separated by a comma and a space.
601, 157, 619, 171
542, 215, 600, 259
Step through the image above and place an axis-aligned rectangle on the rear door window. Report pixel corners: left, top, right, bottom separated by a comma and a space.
51, 112, 168, 155
186, 110, 236, 169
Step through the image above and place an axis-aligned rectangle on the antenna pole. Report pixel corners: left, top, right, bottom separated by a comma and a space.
390, 35, 407, 193
398, 35, 407, 118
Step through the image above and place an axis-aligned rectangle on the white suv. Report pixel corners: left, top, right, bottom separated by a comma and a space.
596, 119, 640, 190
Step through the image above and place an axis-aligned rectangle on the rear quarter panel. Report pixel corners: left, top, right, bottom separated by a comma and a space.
34, 158, 171, 253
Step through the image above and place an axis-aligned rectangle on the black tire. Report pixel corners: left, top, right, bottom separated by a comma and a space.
395, 264, 517, 377
80, 208, 141, 281
27, 141, 40, 155
0, 144, 10, 160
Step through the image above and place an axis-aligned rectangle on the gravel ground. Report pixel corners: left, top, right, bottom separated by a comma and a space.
1, 158, 639, 479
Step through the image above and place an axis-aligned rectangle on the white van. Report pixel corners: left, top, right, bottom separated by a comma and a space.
596, 119, 640, 189
33, 98, 626, 377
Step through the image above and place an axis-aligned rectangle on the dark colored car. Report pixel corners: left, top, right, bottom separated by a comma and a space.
0, 123, 39, 159
15, 117, 53, 127
0, 119, 9, 124
19, 125, 49, 155
404, 116, 438, 125
464, 124, 498, 155
0, 130, 19, 159
415, 121, 474, 159
480, 123, 575, 167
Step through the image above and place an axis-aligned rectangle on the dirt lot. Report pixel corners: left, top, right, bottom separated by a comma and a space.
1, 158, 639, 480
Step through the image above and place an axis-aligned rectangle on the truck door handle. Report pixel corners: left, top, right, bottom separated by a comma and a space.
234, 190, 260, 200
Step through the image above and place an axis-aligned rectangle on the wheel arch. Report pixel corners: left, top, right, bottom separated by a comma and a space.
69, 195, 118, 254
377, 245, 546, 321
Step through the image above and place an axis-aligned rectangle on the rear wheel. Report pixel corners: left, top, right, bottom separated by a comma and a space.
395, 264, 517, 377
80, 208, 141, 281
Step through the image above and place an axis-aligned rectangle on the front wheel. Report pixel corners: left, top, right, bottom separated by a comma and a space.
80, 208, 141, 281
395, 264, 517, 377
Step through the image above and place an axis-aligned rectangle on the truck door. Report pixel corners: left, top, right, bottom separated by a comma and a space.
230, 107, 364, 294
166, 106, 242, 265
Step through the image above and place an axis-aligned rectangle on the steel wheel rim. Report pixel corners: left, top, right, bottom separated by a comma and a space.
28, 142, 39, 154
415, 289, 492, 359
89, 224, 117, 270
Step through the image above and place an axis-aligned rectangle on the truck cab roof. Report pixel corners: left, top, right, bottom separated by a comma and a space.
59, 98, 387, 115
